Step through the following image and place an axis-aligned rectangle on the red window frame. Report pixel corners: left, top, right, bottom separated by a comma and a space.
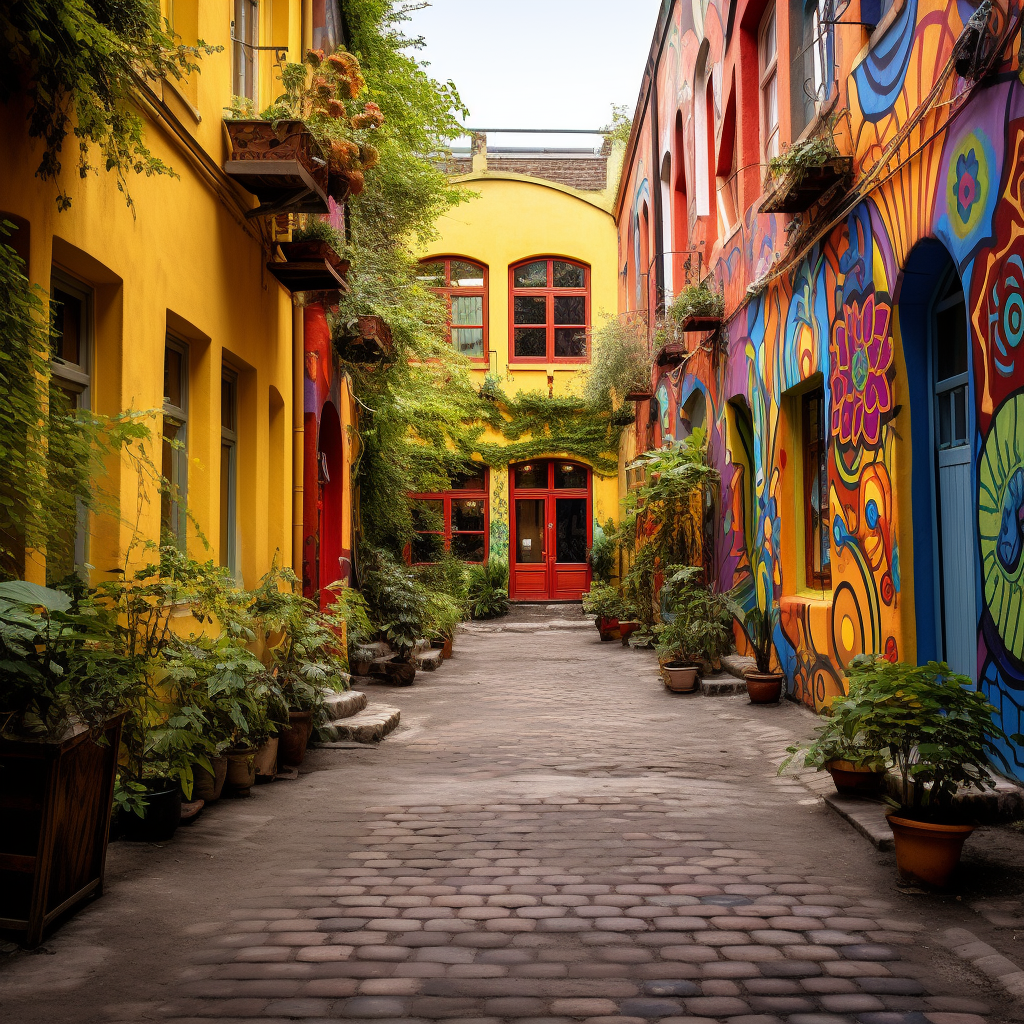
508, 257, 590, 364
408, 471, 489, 565
418, 256, 488, 363
802, 388, 831, 589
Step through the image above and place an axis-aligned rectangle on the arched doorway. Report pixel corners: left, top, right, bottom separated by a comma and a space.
898, 240, 976, 679
509, 459, 592, 601
317, 401, 345, 606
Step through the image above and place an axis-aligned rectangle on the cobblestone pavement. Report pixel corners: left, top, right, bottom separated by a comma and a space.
1, 619, 1021, 1024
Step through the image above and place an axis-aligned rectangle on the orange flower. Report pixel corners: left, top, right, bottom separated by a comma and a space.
327, 99, 346, 119
305, 49, 324, 67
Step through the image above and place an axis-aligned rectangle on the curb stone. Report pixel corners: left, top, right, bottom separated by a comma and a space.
938, 926, 1024, 1002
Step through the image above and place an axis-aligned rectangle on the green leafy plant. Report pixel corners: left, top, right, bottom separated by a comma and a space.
581, 316, 650, 410
601, 103, 632, 147
325, 581, 374, 667
830, 656, 1011, 823
588, 519, 618, 585
727, 600, 779, 675
655, 565, 732, 665
359, 546, 430, 655
1, 0, 217, 211
466, 559, 509, 620
766, 113, 843, 186
581, 582, 624, 622
668, 280, 725, 325
291, 216, 348, 256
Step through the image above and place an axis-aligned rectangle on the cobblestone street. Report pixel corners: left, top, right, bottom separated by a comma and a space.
2, 617, 1023, 1024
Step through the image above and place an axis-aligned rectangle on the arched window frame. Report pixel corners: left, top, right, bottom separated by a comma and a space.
418, 256, 489, 363
508, 257, 591, 364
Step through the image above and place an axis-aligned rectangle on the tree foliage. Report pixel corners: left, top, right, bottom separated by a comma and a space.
0, 0, 216, 211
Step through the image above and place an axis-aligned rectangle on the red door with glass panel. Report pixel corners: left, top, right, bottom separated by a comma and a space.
509, 460, 591, 601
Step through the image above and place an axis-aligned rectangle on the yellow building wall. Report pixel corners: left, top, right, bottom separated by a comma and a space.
0, 2, 306, 588
419, 173, 620, 573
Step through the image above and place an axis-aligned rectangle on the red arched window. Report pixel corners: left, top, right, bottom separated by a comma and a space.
418, 257, 488, 362
509, 257, 590, 363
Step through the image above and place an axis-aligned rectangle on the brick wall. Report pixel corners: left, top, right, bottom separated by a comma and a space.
448, 151, 609, 192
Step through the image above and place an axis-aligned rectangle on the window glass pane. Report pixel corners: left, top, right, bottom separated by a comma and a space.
760, 8, 776, 70
417, 262, 446, 287
939, 395, 952, 448
452, 468, 486, 491
936, 301, 968, 381
412, 532, 445, 563
452, 497, 485, 532
51, 288, 82, 365
450, 260, 484, 287
220, 442, 233, 568
514, 462, 548, 489
554, 328, 587, 357
553, 462, 587, 489
221, 377, 235, 430
515, 498, 545, 562
514, 327, 547, 358
953, 384, 967, 444
165, 346, 184, 409
411, 498, 444, 532
555, 497, 587, 563
514, 295, 547, 324
453, 328, 484, 358
514, 261, 547, 288
451, 532, 485, 562
452, 295, 483, 326
552, 261, 585, 288
554, 295, 585, 325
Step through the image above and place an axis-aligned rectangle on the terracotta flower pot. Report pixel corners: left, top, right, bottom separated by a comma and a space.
597, 616, 620, 641
225, 747, 256, 797
192, 754, 229, 802
662, 661, 700, 692
887, 814, 975, 888
618, 621, 640, 645
279, 710, 313, 767
826, 759, 882, 796
442, 636, 454, 659
746, 671, 784, 704
254, 737, 279, 783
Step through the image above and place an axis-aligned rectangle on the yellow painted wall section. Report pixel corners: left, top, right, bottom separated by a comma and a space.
1, 3, 306, 587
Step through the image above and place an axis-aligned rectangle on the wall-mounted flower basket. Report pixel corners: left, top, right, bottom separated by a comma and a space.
338, 315, 394, 361
761, 156, 853, 214
266, 241, 350, 293
0, 713, 125, 948
624, 389, 653, 401
223, 119, 330, 216
676, 313, 722, 332
668, 281, 725, 334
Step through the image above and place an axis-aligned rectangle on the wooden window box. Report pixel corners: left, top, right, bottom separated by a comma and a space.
0, 713, 125, 947
337, 315, 394, 361
223, 119, 330, 216
761, 156, 853, 214
676, 314, 722, 332
267, 242, 350, 293
624, 390, 653, 401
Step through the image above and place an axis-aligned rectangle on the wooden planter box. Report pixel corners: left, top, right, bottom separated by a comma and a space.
624, 389, 653, 401
761, 157, 853, 214
223, 119, 330, 216
0, 712, 125, 947
676, 313, 722, 332
267, 241, 350, 293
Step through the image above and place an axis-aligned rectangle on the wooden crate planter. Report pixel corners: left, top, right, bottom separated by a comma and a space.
0, 713, 125, 947
624, 390, 653, 401
267, 242, 350, 293
676, 313, 721, 332
338, 315, 394, 361
223, 120, 330, 216
761, 157, 853, 214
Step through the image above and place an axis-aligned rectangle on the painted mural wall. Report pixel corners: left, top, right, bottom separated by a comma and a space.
617, 0, 1024, 779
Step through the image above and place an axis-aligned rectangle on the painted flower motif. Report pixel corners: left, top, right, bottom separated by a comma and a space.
954, 148, 981, 224
829, 292, 894, 448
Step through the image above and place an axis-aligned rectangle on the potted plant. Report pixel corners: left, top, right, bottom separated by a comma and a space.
0, 580, 135, 947
839, 656, 1012, 888
761, 118, 852, 213
729, 598, 784, 703
656, 567, 733, 692
582, 582, 624, 641
466, 559, 510, 621
668, 279, 725, 332
779, 689, 886, 795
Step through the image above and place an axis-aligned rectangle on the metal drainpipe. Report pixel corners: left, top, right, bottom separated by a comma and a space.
292, 303, 305, 576
650, 71, 665, 316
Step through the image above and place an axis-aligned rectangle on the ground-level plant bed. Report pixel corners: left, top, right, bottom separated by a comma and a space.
0, 714, 125, 948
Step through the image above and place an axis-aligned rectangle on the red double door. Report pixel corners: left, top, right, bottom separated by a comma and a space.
509, 460, 592, 601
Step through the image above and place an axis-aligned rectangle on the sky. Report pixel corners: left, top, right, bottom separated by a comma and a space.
402, 0, 664, 152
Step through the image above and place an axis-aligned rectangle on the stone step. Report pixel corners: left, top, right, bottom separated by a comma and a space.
700, 673, 747, 697
322, 689, 367, 721
414, 648, 443, 672
823, 793, 894, 850
316, 704, 401, 744
720, 653, 756, 680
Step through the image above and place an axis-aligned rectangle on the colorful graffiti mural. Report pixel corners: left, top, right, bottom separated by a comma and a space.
617, 1, 1024, 778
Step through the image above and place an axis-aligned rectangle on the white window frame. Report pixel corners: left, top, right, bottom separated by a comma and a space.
759, 4, 779, 164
